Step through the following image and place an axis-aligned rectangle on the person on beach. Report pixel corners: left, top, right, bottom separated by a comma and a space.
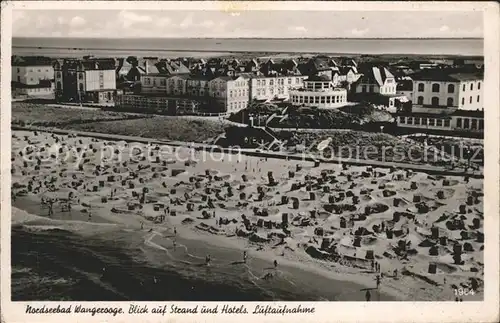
205, 254, 211, 266
174, 227, 177, 236
274, 260, 278, 269
365, 290, 371, 302
243, 251, 248, 263
393, 269, 398, 278
376, 275, 381, 289
173, 239, 177, 251
141, 222, 144, 230
371, 260, 375, 272
47, 199, 54, 217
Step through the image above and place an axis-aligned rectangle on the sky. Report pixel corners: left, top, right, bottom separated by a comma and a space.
12, 10, 483, 39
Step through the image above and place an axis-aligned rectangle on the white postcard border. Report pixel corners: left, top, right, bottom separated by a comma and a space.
1, 2, 499, 323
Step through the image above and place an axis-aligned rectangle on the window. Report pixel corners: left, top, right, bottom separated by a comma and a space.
415, 117, 421, 125
431, 97, 439, 106
288, 78, 292, 85
464, 119, 470, 129
107, 92, 111, 100
315, 96, 319, 104
479, 120, 484, 130
422, 118, 428, 126
457, 118, 463, 128
399, 116, 406, 124
270, 80, 274, 86
478, 82, 481, 90
407, 117, 413, 125
447, 84, 455, 93
79, 83, 84, 92
418, 83, 424, 92
469, 96, 472, 104
79, 73, 83, 80
256, 80, 261, 86
417, 96, 424, 105
432, 83, 440, 92
362, 85, 367, 93
320, 96, 325, 103
428, 118, 435, 126
470, 83, 473, 91
369, 85, 375, 93
37, 69, 41, 72
57, 81, 61, 90
447, 98, 454, 107
463, 84, 466, 91
17, 68, 20, 73
471, 119, 478, 130
326, 96, 331, 103
444, 120, 450, 127
462, 97, 465, 105
477, 95, 480, 102
436, 119, 443, 127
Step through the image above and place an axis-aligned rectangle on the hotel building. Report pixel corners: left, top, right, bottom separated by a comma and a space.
288, 75, 348, 109
11, 56, 54, 98
54, 58, 116, 103
249, 75, 307, 101
411, 70, 483, 114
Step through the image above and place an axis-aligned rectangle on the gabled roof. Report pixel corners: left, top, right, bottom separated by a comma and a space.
361, 66, 394, 86
150, 60, 190, 76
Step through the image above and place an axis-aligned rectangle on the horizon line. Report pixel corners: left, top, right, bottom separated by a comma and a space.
12, 36, 483, 40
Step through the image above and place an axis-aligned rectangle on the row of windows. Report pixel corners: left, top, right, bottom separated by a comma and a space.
229, 89, 248, 97
415, 95, 481, 106
463, 82, 481, 91
256, 87, 285, 96
399, 116, 451, 127
416, 96, 455, 106
418, 83, 455, 93
256, 78, 301, 86
25, 88, 51, 93
456, 118, 484, 130
417, 82, 481, 93
18, 68, 51, 73
228, 101, 247, 111
290, 94, 346, 104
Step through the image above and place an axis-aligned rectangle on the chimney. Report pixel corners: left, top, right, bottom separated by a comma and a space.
144, 60, 149, 74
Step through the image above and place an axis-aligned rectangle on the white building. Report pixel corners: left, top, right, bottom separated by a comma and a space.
249, 75, 306, 101
209, 75, 250, 113
12, 57, 54, 85
289, 75, 348, 109
355, 66, 397, 95
411, 70, 483, 114
396, 110, 483, 134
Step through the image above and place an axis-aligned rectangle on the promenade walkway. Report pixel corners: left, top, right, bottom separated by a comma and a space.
12, 125, 483, 179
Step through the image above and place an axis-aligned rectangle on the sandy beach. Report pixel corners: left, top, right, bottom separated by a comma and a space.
11, 130, 484, 301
